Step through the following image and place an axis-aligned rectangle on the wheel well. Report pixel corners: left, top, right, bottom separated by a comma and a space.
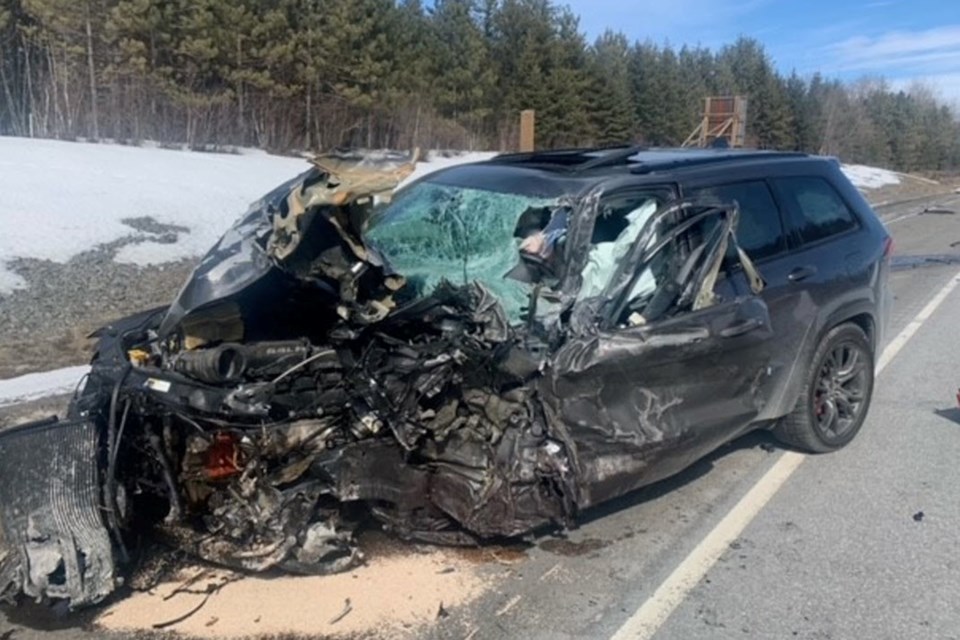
840, 313, 876, 351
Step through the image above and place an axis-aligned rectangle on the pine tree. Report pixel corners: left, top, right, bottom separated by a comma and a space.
487, 0, 555, 144
429, 0, 495, 144
629, 42, 661, 144
589, 30, 635, 145
538, 8, 593, 147
716, 37, 792, 149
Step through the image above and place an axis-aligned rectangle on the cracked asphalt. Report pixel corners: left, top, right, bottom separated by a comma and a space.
4, 193, 960, 639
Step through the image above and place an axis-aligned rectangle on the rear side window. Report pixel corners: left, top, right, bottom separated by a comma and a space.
689, 181, 784, 260
774, 176, 858, 244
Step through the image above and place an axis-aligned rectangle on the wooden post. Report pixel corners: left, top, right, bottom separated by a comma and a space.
519, 109, 535, 152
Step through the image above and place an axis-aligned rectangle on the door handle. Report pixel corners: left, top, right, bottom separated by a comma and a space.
720, 317, 762, 338
788, 265, 817, 282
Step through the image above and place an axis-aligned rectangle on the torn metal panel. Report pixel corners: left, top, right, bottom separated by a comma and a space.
547, 295, 776, 508
158, 152, 418, 338
0, 418, 118, 608
268, 151, 419, 260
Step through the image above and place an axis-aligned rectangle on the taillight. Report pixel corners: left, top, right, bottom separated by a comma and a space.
883, 236, 895, 259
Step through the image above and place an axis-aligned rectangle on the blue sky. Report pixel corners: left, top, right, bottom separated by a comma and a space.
563, 0, 960, 100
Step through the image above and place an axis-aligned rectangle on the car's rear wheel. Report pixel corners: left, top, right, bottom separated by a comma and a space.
773, 323, 874, 453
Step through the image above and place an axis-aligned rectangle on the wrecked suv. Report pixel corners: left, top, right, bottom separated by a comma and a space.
0, 147, 891, 608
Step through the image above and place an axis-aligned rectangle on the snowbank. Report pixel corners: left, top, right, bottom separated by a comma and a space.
0, 365, 90, 408
0, 137, 308, 293
0, 138, 495, 295
842, 164, 901, 190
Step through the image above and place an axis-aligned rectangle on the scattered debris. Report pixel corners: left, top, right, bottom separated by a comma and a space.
205, 617, 219, 627
921, 207, 955, 215
496, 594, 523, 617
539, 563, 563, 582
152, 593, 213, 630
891, 254, 960, 271
149, 571, 242, 630
913, 511, 925, 522
540, 538, 610, 557
436, 601, 449, 619
759, 441, 776, 452
163, 569, 214, 601
97, 544, 488, 637
329, 598, 353, 625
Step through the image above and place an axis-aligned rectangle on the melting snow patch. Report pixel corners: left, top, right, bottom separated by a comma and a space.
0, 137, 308, 293
842, 164, 901, 190
0, 268, 26, 295
0, 365, 90, 408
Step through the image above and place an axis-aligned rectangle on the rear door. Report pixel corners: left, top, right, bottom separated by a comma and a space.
770, 175, 866, 305
765, 175, 875, 412
686, 178, 816, 420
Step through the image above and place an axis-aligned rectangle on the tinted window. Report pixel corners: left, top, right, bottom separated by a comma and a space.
774, 176, 858, 244
690, 181, 784, 260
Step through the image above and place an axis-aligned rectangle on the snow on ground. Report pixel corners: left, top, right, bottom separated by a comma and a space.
0, 136, 494, 296
842, 164, 901, 190
0, 137, 307, 292
0, 365, 89, 407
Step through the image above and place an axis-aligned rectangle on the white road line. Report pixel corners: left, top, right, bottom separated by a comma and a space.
609, 268, 960, 640
609, 451, 805, 640
884, 211, 921, 225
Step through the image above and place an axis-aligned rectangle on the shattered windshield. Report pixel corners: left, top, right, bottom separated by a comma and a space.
366, 181, 554, 322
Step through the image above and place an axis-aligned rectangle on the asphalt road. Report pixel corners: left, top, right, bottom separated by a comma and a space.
3, 192, 960, 640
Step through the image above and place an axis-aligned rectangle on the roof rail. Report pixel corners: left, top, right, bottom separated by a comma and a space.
490, 145, 631, 164
574, 145, 648, 171
629, 150, 807, 174
490, 144, 646, 170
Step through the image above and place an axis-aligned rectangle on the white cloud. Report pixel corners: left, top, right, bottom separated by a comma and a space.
815, 24, 960, 102
828, 25, 960, 73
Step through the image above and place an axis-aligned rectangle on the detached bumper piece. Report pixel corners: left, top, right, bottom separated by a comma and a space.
0, 417, 118, 608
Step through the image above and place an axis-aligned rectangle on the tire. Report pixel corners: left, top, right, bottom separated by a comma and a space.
773, 323, 874, 453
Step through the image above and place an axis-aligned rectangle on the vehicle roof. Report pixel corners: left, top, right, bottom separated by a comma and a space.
417, 146, 838, 199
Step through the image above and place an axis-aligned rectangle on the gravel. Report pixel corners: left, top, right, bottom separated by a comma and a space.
0, 217, 197, 379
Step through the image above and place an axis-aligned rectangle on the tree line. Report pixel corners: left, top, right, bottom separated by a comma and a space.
1, 0, 958, 171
